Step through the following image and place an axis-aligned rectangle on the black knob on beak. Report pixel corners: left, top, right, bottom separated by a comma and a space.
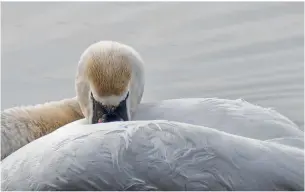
100, 113, 124, 123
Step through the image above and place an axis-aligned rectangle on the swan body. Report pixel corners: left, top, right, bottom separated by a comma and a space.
2, 120, 303, 191
71, 98, 303, 141
3, 96, 300, 161
133, 98, 302, 140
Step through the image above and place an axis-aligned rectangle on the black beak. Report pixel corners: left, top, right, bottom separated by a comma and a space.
100, 113, 124, 123
91, 92, 129, 124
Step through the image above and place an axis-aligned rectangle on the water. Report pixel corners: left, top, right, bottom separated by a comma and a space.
1, 2, 304, 129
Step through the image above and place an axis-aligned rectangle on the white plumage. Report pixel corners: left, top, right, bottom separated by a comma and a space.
2, 119, 303, 190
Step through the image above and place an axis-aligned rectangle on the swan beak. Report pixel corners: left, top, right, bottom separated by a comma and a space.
99, 113, 125, 123
93, 106, 129, 124
91, 96, 129, 124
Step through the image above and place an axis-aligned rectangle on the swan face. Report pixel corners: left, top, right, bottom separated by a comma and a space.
89, 89, 130, 123
76, 41, 145, 124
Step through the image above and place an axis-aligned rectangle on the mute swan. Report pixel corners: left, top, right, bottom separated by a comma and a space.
1, 41, 302, 161
2, 40, 304, 190
1, 120, 303, 191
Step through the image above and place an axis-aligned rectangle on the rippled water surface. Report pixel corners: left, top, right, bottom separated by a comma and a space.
1, 2, 304, 129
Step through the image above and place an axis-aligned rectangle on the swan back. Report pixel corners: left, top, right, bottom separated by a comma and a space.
134, 98, 302, 140
1, 120, 303, 191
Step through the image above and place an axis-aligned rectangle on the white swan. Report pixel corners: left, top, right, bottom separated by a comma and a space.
1, 41, 302, 160
1, 41, 303, 190
1, 120, 303, 191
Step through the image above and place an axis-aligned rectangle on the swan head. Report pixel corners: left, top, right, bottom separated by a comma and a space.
75, 41, 144, 124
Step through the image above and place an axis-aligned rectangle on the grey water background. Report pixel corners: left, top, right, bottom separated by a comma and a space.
1, 2, 304, 130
